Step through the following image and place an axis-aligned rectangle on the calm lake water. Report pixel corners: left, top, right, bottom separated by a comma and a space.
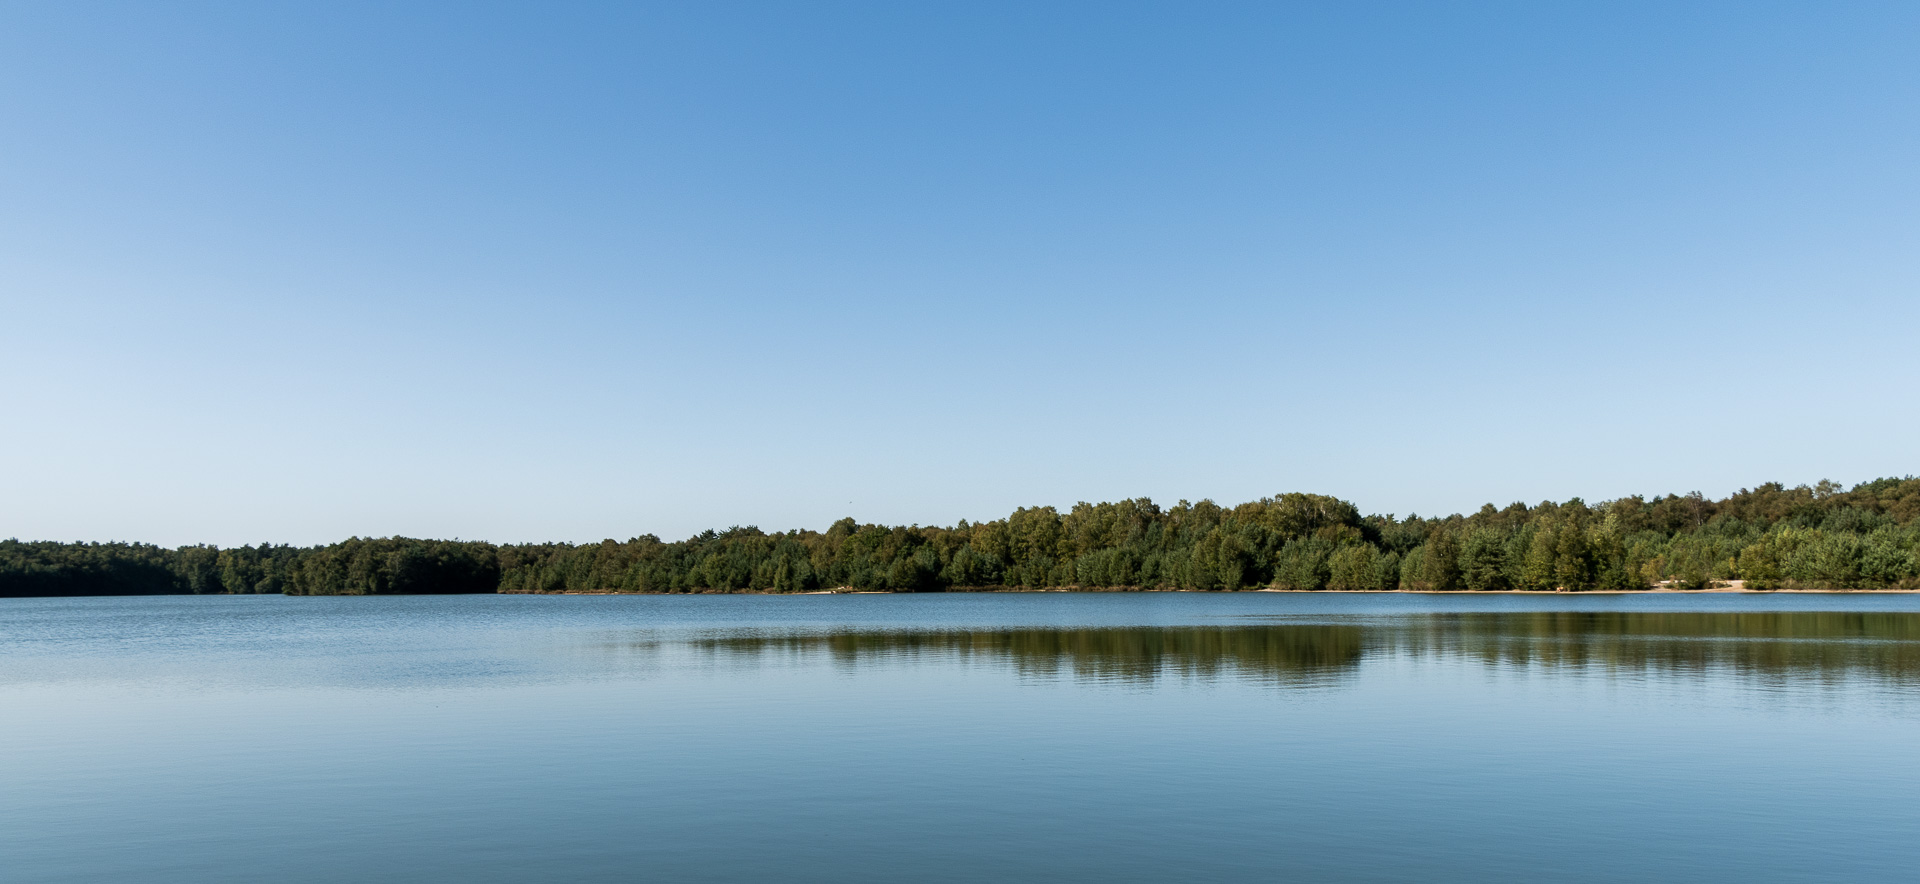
7, 592, 1920, 883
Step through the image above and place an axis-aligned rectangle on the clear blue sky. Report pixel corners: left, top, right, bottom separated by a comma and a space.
3, 2, 1916, 546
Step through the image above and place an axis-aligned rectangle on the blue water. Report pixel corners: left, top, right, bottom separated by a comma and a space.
6, 592, 1920, 882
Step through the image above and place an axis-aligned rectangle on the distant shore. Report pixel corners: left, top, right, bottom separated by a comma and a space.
10, 478, 1916, 597
508, 585, 1919, 596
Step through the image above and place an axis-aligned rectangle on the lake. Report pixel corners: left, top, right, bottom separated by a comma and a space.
6, 592, 1920, 882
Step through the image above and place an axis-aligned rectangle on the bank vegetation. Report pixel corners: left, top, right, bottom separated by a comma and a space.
5, 478, 1917, 596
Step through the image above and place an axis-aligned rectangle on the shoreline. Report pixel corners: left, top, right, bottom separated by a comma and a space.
515, 586, 1920, 596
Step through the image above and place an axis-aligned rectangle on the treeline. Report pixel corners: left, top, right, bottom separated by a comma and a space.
4, 478, 1918, 597
0, 538, 497, 597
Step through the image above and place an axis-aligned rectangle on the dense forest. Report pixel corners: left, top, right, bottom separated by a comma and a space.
4, 478, 1918, 597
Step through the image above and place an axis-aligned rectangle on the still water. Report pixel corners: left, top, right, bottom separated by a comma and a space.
6, 592, 1920, 882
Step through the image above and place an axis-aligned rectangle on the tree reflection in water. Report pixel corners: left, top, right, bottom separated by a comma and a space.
694, 625, 1365, 687
674, 612, 1920, 688
1390, 611, 1920, 683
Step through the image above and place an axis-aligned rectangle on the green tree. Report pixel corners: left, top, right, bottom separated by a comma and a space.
1421, 531, 1463, 591
1326, 544, 1379, 591
1459, 530, 1510, 591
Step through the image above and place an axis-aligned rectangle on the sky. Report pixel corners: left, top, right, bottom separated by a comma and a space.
2, 1, 1916, 546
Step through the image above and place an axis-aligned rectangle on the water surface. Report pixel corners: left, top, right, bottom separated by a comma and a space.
6, 592, 1920, 882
